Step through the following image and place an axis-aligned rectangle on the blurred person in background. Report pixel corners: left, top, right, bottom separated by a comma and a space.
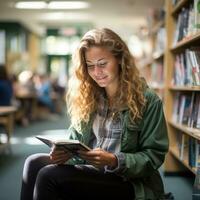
0, 65, 13, 106
21, 28, 169, 200
34, 74, 54, 113
13, 70, 37, 126
18, 70, 36, 94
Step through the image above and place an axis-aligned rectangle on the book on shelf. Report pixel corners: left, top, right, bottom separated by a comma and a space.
195, 94, 200, 129
179, 134, 189, 161
178, 94, 187, 124
187, 92, 195, 126
194, 0, 200, 32
173, 54, 185, 86
172, 92, 200, 129
192, 163, 200, 198
188, 137, 200, 168
173, 7, 190, 45
173, 1, 199, 45
176, 132, 185, 160
173, 49, 200, 86
188, 49, 200, 86
187, 4, 195, 37
36, 136, 91, 155
190, 93, 200, 129
172, 92, 180, 122
186, 49, 200, 86
182, 94, 193, 125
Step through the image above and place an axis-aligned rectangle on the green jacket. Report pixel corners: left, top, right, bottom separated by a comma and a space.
66, 88, 169, 200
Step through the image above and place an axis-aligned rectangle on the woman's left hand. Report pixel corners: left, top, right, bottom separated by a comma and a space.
78, 148, 117, 169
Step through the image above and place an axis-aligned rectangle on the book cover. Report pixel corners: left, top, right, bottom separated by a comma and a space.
182, 94, 192, 125
36, 136, 91, 155
189, 137, 197, 167
192, 93, 200, 128
194, 0, 200, 32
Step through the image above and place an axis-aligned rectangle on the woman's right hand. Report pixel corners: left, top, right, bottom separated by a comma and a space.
49, 146, 72, 164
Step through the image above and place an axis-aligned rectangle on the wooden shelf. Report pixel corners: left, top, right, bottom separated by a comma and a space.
168, 120, 200, 140
169, 147, 196, 174
171, 32, 200, 52
168, 85, 200, 91
171, 0, 189, 16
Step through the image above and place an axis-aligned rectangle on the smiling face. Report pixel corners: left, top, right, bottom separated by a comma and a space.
85, 46, 120, 97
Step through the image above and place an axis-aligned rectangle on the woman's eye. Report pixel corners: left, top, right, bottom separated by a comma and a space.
86, 61, 107, 69
99, 62, 107, 67
87, 64, 95, 68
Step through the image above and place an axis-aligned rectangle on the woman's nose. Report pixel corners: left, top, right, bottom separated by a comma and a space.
94, 66, 103, 75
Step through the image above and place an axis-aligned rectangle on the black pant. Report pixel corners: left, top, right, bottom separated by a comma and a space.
20, 153, 135, 200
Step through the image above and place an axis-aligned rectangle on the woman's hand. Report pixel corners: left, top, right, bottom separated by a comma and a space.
49, 146, 72, 164
78, 148, 118, 169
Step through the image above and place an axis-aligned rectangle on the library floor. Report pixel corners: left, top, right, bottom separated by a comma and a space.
0, 113, 193, 200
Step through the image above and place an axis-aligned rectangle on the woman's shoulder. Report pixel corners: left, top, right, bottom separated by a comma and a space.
135, 87, 164, 128
139, 77, 161, 103
143, 87, 162, 108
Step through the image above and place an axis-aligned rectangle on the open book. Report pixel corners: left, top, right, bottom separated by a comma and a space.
36, 136, 91, 155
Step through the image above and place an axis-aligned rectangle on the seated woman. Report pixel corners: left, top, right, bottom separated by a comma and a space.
20, 28, 169, 200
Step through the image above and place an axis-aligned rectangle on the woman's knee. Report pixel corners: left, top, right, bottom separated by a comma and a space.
23, 153, 50, 178
36, 164, 78, 187
24, 153, 49, 168
35, 164, 57, 186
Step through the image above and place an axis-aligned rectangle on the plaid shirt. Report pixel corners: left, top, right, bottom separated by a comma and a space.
89, 95, 126, 174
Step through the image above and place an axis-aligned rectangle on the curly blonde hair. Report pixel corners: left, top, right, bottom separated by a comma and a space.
67, 28, 146, 127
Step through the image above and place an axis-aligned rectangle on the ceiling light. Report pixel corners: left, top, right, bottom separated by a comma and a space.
15, 1, 90, 10
48, 1, 90, 9
42, 12, 91, 21
15, 1, 47, 9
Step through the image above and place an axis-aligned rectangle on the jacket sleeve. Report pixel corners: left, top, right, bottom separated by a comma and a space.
122, 95, 169, 179
67, 125, 82, 140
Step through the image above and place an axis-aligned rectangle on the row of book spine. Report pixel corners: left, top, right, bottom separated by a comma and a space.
172, 92, 200, 129
173, 0, 200, 46
173, 48, 200, 86
176, 133, 199, 169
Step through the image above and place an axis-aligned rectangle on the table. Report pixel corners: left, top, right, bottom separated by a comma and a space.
0, 106, 17, 143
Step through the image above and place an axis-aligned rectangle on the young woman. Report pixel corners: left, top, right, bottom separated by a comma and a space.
20, 28, 169, 200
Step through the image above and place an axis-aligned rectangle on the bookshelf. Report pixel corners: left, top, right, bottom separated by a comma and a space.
142, 0, 200, 175
139, 8, 166, 99
163, 0, 200, 175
